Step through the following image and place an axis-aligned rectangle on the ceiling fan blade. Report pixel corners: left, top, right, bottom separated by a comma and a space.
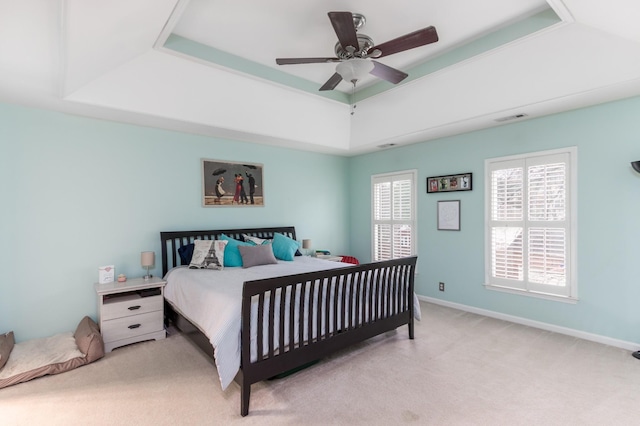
372, 26, 438, 58
319, 72, 343, 91
328, 11, 359, 51
370, 61, 408, 84
276, 57, 341, 65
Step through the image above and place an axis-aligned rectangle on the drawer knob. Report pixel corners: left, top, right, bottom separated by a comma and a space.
128, 305, 142, 311
128, 324, 141, 329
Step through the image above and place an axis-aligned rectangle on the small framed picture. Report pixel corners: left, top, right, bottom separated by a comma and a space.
437, 200, 460, 231
427, 173, 472, 193
98, 265, 115, 284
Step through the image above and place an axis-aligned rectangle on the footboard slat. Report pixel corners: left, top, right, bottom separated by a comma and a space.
307, 280, 315, 344
313, 280, 324, 341
240, 256, 417, 416
367, 269, 375, 323
322, 278, 330, 339
344, 273, 351, 330
354, 271, 363, 329
268, 289, 276, 358
294, 284, 306, 348
279, 286, 286, 354
257, 293, 264, 361
389, 266, 396, 316
289, 285, 296, 352
373, 268, 382, 321
332, 276, 339, 336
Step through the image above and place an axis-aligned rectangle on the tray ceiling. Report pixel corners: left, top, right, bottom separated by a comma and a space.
1, 0, 640, 155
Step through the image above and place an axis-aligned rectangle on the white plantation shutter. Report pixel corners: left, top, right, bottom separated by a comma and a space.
372, 171, 416, 261
527, 159, 567, 289
491, 227, 523, 281
485, 148, 576, 300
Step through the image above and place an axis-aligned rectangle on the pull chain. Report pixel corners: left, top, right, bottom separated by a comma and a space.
350, 80, 357, 115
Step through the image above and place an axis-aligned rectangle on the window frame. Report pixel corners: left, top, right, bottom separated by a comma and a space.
371, 170, 417, 261
484, 147, 578, 303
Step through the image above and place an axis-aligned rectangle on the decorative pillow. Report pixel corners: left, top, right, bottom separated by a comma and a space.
242, 234, 302, 256
220, 234, 252, 267
242, 234, 271, 246
178, 243, 195, 265
0, 331, 15, 370
238, 244, 278, 268
73, 316, 104, 363
272, 232, 301, 261
189, 239, 227, 270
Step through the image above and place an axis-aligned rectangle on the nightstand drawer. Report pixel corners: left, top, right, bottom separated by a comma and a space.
101, 310, 163, 342
101, 294, 163, 320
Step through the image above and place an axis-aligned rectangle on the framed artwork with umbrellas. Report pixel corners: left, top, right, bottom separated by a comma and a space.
201, 159, 264, 207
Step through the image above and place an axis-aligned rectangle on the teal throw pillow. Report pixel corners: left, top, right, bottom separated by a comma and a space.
220, 234, 252, 267
272, 232, 300, 261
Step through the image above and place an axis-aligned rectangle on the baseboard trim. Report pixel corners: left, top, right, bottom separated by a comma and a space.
418, 295, 639, 352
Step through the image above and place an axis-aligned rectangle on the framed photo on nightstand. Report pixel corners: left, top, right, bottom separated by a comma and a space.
98, 265, 115, 284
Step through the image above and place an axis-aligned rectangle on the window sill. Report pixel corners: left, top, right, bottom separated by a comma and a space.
484, 283, 578, 304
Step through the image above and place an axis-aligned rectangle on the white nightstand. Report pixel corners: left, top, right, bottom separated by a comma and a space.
94, 276, 166, 352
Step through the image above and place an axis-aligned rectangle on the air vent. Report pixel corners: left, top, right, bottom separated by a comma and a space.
377, 143, 397, 149
495, 113, 528, 123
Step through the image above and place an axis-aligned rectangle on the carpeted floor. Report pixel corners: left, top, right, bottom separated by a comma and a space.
2, 302, 640, 425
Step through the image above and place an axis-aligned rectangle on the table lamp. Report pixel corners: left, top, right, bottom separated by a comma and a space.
141, 251, 155, 280
302, 239, 312, 256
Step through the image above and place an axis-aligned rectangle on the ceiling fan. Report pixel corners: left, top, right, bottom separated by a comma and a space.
275, 11, 439, 91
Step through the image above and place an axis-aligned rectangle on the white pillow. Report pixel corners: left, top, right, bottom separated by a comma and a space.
189, 239, 228, 270
242, 234, 271, 245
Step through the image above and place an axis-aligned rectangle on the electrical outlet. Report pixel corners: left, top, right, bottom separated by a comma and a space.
439, 282, 445, 292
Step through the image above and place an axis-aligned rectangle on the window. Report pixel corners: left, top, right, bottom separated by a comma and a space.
485, 147, 577, 301
372, 170, 417, 261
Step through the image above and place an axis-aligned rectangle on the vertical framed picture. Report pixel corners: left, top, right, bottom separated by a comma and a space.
202, 159, 264, 207
437, 200, 460, 231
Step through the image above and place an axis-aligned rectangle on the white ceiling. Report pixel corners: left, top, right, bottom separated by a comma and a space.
1, 0, 640, 155
172, 0, 547, 91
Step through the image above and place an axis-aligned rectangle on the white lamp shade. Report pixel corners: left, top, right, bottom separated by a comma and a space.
336, 58, 374, 83
141, 251, 155, 267
302, 239, 312, 249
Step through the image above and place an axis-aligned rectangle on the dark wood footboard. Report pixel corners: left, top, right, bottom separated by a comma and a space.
239, 255, 417, 416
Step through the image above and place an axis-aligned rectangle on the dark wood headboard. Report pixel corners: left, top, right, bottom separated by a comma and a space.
160, 226, 297, 276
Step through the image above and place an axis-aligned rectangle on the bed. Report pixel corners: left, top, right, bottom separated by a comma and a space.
161, 226, 417, 416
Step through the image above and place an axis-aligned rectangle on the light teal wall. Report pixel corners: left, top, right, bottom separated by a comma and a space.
0, 103, 349, 342
348, 96, 640, 344
3, 95, 640, 345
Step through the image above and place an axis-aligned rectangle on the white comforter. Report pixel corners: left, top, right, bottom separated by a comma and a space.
164, 257, 420, 390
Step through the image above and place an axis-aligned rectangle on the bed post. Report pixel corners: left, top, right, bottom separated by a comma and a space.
240, 373, 250, 417
408, 261, 416, 340
409, 317, 415, 340
240, 277, 253, 417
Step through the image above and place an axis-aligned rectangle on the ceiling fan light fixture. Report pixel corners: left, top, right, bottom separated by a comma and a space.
336, 58, 373, 83
275, 12, 439, 92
